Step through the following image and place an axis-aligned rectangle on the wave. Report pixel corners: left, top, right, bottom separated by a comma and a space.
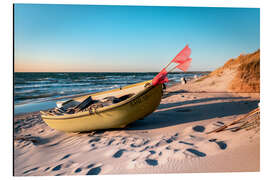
14, 72, 206, 106
14, 84, 124, 105
14, 82, 97, 89
15, 89, 38, 94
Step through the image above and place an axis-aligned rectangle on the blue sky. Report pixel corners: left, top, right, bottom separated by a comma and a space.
14, 4, 260, 72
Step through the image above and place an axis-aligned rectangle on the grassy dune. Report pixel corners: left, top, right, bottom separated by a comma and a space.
208, 50, 260, 93
230, 50, 260, 92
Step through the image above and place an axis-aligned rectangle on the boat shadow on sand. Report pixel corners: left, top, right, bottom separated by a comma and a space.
14, 95, 259, 134
126, 96, 259, 131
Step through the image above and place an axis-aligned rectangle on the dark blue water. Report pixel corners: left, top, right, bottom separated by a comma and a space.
14, 72, 207, 115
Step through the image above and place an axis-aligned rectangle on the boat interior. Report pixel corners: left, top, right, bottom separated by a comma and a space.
41, 81, 151, 116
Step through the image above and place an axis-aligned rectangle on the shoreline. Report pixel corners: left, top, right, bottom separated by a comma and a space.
14, 78, 188, 116
14, 71, 209, 115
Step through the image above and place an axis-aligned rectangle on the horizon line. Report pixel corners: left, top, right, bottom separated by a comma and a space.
14, 71, 212, 73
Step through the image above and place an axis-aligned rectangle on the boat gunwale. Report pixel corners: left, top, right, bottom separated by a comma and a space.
41, 81, 161, 120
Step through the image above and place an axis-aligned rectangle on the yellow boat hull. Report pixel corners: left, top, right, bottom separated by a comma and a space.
41, 81, 163, 132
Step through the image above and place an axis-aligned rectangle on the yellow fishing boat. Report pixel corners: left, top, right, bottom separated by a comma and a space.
41, 81, 163, 132
41, 45, 191, 133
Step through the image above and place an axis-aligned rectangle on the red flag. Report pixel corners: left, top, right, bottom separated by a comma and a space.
172, 45, 191, 64
176, 58, 192, 72
152, 68, 169, 86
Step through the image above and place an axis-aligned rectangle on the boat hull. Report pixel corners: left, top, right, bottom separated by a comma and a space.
41, 82, 163, 132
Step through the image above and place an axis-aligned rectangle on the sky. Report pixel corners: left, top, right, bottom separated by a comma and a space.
14, 4, 260, 72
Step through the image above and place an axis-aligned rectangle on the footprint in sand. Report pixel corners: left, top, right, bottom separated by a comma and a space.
186, 148, 206, 157
154, 140, 166, 148
87, 163, 95, 169
86, 167, 102, 175
15, 135, 49, 146
55, 173, 65, 176
113, 149, 126, 158
145, 159, 158, 166
88, 137, 101, 144
122, 139, 127, 144
192, 125, 205, 133
139, 146, 150, 152
166, 138, 173, 143
52, 164, 62, 171
44, 167, 50, 172
107, 139, 115, 146
163, 133, 180, 144
74, 168, 82, 173
23, 167, 39, 174
216, 141, 227, 150
149, 150, 156, 155
130, 139, 150, 148
166, 137, 176, 143
208, 139, 227, 150
60, 154, 71, 160
208, 138, 217, 142
179, 141, 194, 146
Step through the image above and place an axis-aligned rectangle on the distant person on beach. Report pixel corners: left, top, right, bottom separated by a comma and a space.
162, 83, 166, 90
181, 77, 187, 84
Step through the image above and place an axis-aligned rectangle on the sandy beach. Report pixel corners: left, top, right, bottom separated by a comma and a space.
11, 3, 262, 177
14, 61, 260, 176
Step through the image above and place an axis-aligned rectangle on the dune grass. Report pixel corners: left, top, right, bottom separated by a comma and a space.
206, 50, 260, 93
229, 50, 260, 93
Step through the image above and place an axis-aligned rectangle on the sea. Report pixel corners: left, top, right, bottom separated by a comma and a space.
14, 72, 209, 115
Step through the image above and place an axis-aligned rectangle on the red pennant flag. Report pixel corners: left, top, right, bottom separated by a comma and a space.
152, 68, 169, 86
172, 45, 191, 64
176, 58, 192, 72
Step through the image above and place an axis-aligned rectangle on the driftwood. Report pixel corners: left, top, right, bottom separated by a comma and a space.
232, 111, 260, 132
206, 107, 260, 134
232, 121, 250, 132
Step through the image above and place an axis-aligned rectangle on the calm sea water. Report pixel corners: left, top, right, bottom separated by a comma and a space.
14, 72, 208, 114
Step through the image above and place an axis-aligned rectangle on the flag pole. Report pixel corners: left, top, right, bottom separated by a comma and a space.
168, 58, 191, 73
163, 44, 189, 71
167, 64, 178, 73
163, 61, 174, 71
152, 45, 191, 85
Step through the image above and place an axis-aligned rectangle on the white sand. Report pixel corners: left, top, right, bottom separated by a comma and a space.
14, 69, 260, 176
